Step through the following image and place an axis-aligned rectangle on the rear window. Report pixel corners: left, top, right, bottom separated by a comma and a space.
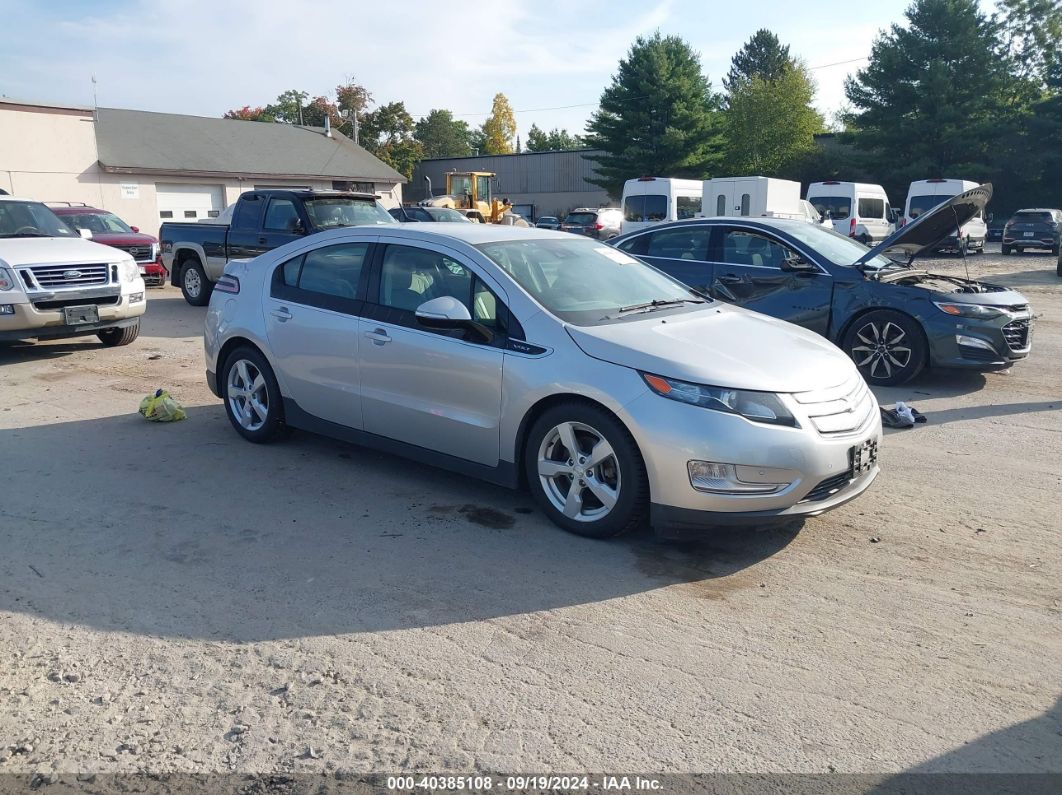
1010, 211, 1053, 223
676, 196, 700, 220
908, 194, 947, 219
623, 194, 667, 222
810, 196, 850, 220
564, 212, 597, 225
858, 198, 885, 218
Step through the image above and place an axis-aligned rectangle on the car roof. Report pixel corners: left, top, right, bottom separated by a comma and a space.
1012, 208, 1060, 213
313, 222, 573, 246
49, 206, 106, 214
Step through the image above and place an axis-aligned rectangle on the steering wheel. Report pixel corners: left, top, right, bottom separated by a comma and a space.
14, 226, 40, 234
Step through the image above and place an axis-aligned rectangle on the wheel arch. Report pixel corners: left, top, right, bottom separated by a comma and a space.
836, 306, 930, 369
171, 244, 206, 285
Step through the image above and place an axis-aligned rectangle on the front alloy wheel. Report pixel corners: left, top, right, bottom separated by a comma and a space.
843, 310, 926, 386
538, 421, 621, 523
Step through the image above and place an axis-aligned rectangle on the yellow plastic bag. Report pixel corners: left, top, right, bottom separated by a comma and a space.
138, 389, 187, 422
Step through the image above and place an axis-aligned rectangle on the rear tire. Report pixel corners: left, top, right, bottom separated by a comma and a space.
180, 258, 213, 306
842, 310, 926, 386
1056, 255, 1062, 277
524, 402, 647, 539
97, 320, 140, 347
1052, 244, 1059, 257
221, 346, 285, 443
1002, 244, 1012, 255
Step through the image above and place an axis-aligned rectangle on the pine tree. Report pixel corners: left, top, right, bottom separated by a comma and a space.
414, 110, 473, 158
584, 33, 725, 198
724, 29, 792, 93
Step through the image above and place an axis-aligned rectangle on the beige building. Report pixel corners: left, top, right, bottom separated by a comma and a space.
0, 98, 405, 236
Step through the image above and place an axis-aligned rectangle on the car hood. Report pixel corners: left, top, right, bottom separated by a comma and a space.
566, 303, 857, 393
0, 237, 128, 268
86, 232, 158, 245
857, 183, 992, 265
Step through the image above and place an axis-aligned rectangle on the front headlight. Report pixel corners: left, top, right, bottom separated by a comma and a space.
0, 267, 15, 291
642, 373, 798, 427
933, 301, 1004, 320
119, 258, 138, 283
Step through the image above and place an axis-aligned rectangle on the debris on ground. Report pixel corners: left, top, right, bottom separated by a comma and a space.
138, 389, 187, 422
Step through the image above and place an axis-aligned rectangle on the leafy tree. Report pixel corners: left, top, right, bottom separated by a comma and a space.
481, 93, 517, 154
724, 29, 792, 93
335, 79, 373, 117
844, 0, 1014, 195
467, 127, 487, 155
301, 96, 343, 129
584, 33, 725, 198
265, 89, 310, 124
526, 124, 583, 151
414, 109, 473, 158
724, 63, 824, 174
359, 101, 424, 179
223, 106, 273, 121
997, 0, 1062, 88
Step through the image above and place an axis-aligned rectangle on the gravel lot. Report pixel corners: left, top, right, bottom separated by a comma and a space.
1, 246, 1059, 780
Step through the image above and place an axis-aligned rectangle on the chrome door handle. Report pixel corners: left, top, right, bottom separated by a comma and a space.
270, 307, 292, 322
365, 328, 391, 345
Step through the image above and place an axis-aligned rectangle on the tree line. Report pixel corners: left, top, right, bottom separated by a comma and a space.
223, 0, 1061, 212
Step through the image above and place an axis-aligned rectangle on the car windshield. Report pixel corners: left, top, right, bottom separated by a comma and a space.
564, 212, 597, 225
779, 222, 895, 270
62, 211, 133, 235
0, 201, 78, 238
475, 238, 702, 325
424, 207, 470, 222
303, 198, 395, 228
810, 196, 851, 220
908, 194, 948, 218
1010, 211, 1053, 223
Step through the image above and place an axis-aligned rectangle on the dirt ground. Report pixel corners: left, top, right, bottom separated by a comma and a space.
0, 246, 1059, 780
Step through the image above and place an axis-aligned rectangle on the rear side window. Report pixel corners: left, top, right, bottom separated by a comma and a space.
810, 196, 851, 220
272, 242, 369, 311
232, 197, 263, 231
858, 198, 885, 218
645, 227, 710, 261
623, 194, 667, 222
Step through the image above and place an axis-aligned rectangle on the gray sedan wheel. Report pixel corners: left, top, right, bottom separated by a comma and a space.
222, 347, 285, 443
525, 403, 647, 538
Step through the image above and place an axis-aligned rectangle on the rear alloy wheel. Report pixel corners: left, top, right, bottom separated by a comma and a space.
525, 404, 647, 539
97, 320, 140, 347
222, 347, 285, 443
843, 310, 926, 386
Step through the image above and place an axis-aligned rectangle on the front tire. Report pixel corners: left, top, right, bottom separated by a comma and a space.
180, 258, 213, 306
842, 310, 927, 386
221, 346, 285, 443
97, 320, 140, 347
524, 403, 647, 539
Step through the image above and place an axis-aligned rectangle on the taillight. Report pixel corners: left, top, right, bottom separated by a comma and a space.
214, 274, 240, 294
849, 217, 857, 237
593, 223, 603, 230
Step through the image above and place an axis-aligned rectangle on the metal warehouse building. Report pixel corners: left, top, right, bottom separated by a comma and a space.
408, 149, 612, 221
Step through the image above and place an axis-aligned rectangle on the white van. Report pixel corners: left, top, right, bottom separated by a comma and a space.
620, 177, 702, 234
903, 179, 987, 252
702, 176, 806, 220
806, 181, 895, 244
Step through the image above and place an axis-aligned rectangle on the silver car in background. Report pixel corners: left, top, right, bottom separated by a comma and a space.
205, 225, 881, 539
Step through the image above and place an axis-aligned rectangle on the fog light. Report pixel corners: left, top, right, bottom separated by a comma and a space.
129, 292, 144, 303
0, 304, 14, 315
956, 334, 996, 353
688, 461, 791, 495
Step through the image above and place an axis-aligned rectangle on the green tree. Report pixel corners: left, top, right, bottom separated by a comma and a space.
584, 33, 725, 198
414, 109, 473, 158
997, 0, 1062, 88
265, 89, 310, 124
724, 29, 792, 93
724, 64, 825, 175
525, 124, 583, 151
481, 93, 517, 154
844, 0, 1013, 194
359, 101, 424, 179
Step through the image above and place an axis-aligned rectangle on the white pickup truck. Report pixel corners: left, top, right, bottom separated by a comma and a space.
0, 196, 146, 346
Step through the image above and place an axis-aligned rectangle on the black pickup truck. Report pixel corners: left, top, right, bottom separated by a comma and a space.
160, 190, 396, 305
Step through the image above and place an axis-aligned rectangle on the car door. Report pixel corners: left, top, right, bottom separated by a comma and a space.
225, 194, 266, 262
263, 240, 373, 429
708, 226, 833, 336
358, 241, 505, 466
616, 225, 713, 296
253, 196, 308, 257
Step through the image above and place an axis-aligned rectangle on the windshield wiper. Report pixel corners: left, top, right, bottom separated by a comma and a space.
617, 297, 704, 314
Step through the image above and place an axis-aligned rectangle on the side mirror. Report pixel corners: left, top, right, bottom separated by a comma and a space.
415, 296, 494, 343
780, 255, 816, 273
130, 226, 140, 233
78, 228, 93, 239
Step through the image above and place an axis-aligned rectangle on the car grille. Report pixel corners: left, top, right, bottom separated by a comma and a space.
1002, 319, 1030, 351
792, 372, 876, 435
22, 263, 110, 288
800, 471, 853, 503
113, 244, 154, 262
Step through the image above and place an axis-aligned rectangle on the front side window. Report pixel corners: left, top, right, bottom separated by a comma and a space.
676, 196, 700, 220
722, 230, 791, 269
858, 197, 885, 218
810, 196, 851, 220
264, 199, 301, 232
476, 237, 701, 325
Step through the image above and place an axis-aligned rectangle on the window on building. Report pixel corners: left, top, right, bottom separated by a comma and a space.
160, 211, 173, 219
184, 210, 197, 218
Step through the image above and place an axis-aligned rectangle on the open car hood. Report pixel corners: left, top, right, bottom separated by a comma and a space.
856, 183, 992, 266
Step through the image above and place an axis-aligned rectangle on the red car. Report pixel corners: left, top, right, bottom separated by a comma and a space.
48, 203, 168, 286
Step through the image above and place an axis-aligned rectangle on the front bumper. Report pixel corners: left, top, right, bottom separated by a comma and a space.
0, 290, 146, 341
622, 389, 882, 534
925, 312, 1032, 370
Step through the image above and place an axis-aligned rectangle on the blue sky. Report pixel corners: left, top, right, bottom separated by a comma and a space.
1, 0, 998, 139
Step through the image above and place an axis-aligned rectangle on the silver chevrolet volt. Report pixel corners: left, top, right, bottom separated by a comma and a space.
204, 224, 882, 539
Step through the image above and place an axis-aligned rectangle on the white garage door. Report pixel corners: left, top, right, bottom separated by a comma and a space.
156, 183, 225, 224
